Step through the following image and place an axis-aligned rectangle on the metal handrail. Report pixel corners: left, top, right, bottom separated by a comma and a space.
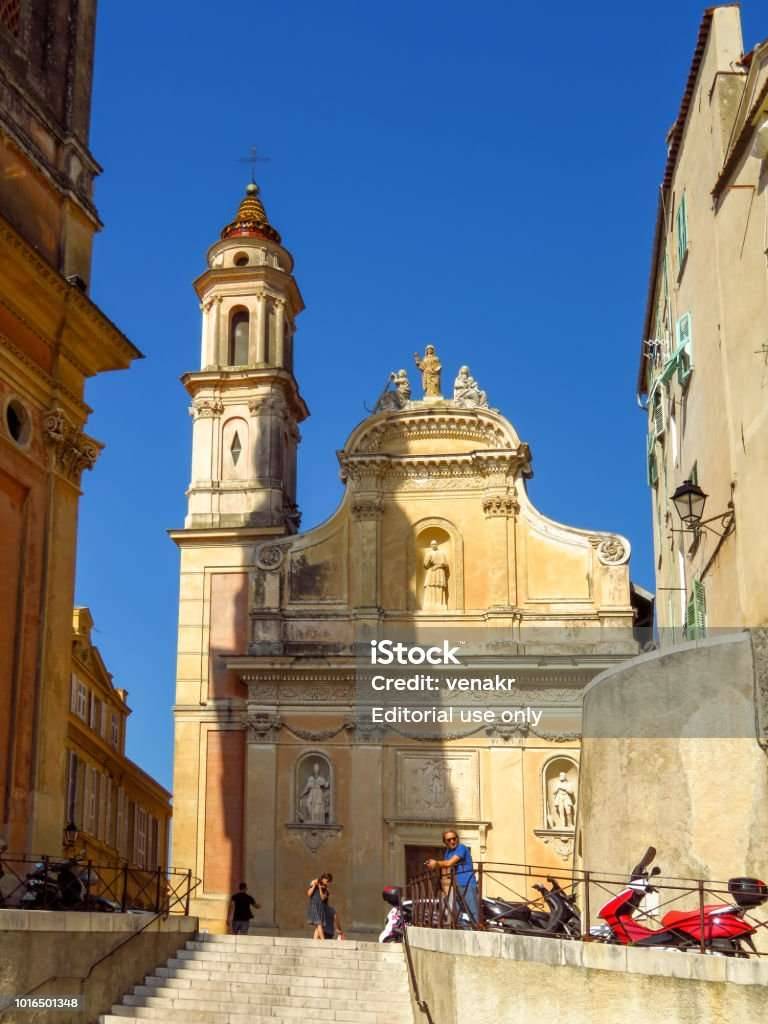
0, 865, 200, 1018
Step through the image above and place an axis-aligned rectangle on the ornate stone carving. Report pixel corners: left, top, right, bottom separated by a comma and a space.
374, 370, 411, 412
482, 495, 519, 518
352, 414, 514, 455
547, 771, 577, 829
589, 535, 630, 566
190, 398, 224, 419
43, 408, 102, 484
283, 721, 355, 742
354, 719, 388, 743
422, 540, 449, 609
535, 830, 575, 861
297, 758, 331, 824
350, 496, 383, 521
286, 824, 342, 854
247, 712, 282, 742
413, 345, 442, 398
255, 543, 288, 571
453, 365, 488, 408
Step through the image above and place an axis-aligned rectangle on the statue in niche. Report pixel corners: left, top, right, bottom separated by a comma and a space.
453, 365, 488, 408
374, 369, 411, 412
298, 761, 330, 824
547, 771, 576, 830
413, 345, 442, 398
423, 539, 449, 609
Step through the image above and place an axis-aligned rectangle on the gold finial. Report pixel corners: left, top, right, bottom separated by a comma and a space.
413, 344, 443, 398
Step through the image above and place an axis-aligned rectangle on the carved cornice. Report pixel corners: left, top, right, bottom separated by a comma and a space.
353, 413, 514, 454
43, 407, 102, 484
339, 450, 530, 487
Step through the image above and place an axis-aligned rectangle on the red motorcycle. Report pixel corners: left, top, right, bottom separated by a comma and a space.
596, 847, 767, 956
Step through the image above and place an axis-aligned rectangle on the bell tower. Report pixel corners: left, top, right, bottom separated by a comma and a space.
183, 182, 308, 530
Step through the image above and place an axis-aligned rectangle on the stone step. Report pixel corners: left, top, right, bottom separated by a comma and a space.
183, 941, 401, 964
153, 966, 408, 993
137, 982, 410, 1008
194, 935, 399, 955
104, 1003, 405, 1023
126, 991, 409, 1014
169, 955, 404, 984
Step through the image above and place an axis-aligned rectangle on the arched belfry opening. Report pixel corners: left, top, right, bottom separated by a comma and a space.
228, 307, 249, 366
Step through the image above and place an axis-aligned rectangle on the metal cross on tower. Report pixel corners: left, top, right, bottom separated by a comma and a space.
239, 145, 270, 184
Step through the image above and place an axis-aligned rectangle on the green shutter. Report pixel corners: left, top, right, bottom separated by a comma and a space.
686, 580, 707, 639
676, 194, 688, 267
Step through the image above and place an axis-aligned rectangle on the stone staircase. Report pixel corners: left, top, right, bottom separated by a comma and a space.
99, 933, 414, 1024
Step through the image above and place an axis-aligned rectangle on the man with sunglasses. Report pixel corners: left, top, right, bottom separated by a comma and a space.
425, 830, 478, 925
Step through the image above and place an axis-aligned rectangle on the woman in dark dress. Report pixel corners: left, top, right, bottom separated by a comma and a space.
307, 872, 333, 940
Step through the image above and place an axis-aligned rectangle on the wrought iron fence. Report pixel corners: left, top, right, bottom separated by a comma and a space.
404, 860, 768, 957
0, 853, 196, 915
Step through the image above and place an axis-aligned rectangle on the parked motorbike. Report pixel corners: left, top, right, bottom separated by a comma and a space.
380, 886, 407, 942
485, 877, 581, 938
595, 846, 768, 956
21, 859, 117, 912
383, 877, 580, 938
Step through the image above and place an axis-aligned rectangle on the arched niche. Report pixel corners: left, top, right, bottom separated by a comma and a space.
228, 306, 249, 366
221, 416, 249, 481
295, 752, 334, 825
542, 756, 578, 831
409, 518, 464, 611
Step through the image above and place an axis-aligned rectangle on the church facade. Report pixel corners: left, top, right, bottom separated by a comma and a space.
171, 185, 639, 934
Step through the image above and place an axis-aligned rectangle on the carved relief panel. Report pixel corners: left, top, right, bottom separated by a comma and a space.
396, 751, 479, 820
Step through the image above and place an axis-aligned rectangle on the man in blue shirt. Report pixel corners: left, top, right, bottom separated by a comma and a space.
426, 829, 478, 925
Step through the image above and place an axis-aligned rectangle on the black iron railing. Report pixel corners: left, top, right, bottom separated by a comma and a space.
0, 853, 195, 915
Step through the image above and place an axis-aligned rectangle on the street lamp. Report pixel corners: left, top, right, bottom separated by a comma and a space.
670, 480, 734, 538
671, 480, 708, 529
63, 820, 79, 848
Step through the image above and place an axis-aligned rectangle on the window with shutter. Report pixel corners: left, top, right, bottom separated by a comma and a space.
675, 313, 693, 385
685, 579, 707, 640
652, 387, 665, 440
676, 193, 688, 268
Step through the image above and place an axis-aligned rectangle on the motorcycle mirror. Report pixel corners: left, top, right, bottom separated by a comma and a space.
650, 866, 661, 877
631, 846, 657, 878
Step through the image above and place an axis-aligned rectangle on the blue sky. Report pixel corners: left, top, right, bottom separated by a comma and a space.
76, 2, 763, 790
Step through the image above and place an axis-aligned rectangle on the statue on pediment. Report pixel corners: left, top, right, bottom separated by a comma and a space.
414, 345, 442, 398
453, 365, 488, 408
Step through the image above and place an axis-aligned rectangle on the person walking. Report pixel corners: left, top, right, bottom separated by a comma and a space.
425, 829, 478, 925
307, 873, 334, 940
228, 881, 260, 935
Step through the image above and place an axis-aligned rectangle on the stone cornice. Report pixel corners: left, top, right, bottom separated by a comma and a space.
338, 450, 531, 486
0, 221, 142, 371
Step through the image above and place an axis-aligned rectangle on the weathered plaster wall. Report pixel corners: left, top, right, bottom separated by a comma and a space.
0, 910, 197, 1024
578, 633, 768, 885
407, 927, 768, 1024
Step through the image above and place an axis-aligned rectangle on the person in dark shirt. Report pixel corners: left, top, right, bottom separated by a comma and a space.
228, 882, 260, 935
307, 873, 334, 940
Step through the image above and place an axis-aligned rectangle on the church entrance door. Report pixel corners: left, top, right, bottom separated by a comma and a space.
404, 844, 443, 885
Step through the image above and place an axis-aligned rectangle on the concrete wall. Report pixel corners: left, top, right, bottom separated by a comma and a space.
407, 927, 768, 1024
0, 910, 197, 1024
578, 632, 768, 886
